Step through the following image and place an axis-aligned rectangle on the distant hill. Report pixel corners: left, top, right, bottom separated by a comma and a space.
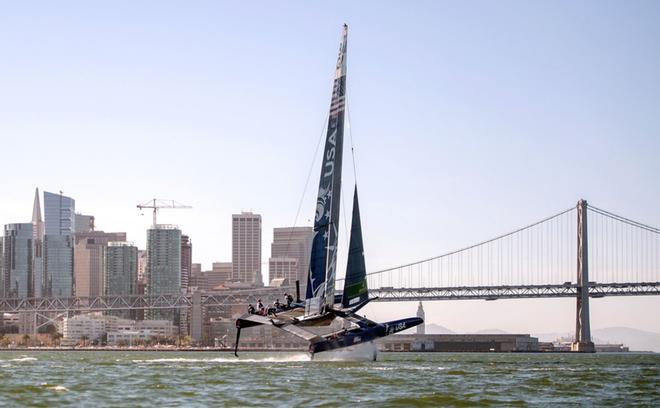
592, 327, 660, 352
473, 329, 509, 335
532, 327, 660, 352
425, 324, 455, 334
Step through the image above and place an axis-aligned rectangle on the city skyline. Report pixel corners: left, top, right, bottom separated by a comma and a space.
1, 1, 659, 335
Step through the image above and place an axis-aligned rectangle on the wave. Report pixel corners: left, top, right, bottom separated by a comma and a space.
41, 383, 69, 392
8, 356, 37, 362
313, 342, 378, 362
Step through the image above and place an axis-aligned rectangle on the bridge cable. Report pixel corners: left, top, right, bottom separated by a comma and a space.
366, 206, 576, 276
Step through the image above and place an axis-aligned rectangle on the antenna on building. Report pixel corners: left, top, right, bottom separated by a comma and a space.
136, 199, 192, 227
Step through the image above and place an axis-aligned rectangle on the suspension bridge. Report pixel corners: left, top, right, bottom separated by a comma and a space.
1, 200, 658, 351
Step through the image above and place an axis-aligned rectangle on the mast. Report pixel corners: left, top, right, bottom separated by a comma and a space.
306, 24, 348, 308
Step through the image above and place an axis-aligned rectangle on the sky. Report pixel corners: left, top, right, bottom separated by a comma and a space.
1, 1, 659, 334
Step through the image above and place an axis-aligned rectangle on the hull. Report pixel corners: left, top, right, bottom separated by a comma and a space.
310, 317, 423, 354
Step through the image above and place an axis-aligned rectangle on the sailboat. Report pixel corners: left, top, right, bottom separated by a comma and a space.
234, 24, 423, 358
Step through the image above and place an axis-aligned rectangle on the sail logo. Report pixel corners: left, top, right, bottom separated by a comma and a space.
323, 129, 337, 177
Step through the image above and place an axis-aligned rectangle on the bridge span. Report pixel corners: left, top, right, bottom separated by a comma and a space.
1, 200, 658, 352
1, 282, 658, 314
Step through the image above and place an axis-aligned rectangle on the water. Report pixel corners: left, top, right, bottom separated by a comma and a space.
0, 350, 657, 406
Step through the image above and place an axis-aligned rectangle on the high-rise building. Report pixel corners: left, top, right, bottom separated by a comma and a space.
31, 188, 45, 298
189, 273, 208, 292
2, 223, 33, 298
206, 262, 232, 290
0, 239, 4, 299
44, 191, 75, 235
180, 235, 192, 293
268, 257, 298, 286
137, 249, 147, 283
43, 191, 75, 297
105, 242, 138, 296
74, 214, 95, 233
146, 225, 181, 320
232, 212, 262, 286
191, 263, 201, 277
74, 231, 126, 297
269, 227, 313, 292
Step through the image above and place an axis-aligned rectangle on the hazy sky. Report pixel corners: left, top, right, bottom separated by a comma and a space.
1, 1, 659, 334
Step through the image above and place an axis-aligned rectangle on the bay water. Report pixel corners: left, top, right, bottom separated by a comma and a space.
0, 350, 657, 406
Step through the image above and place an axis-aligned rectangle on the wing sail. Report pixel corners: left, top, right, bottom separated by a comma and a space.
306, 24, 348, 309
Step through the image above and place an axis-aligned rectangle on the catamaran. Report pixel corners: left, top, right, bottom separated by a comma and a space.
234, 24, 423, 358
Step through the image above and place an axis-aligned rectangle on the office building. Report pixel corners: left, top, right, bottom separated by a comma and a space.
74, 214, 95, 233
106, 242, 138, 319
43, 191, 75, 297
189, 263, 206, 291
2, 223, 33, 298
232, 212, 261, 286
0, 240, 4, 299
105, 242, 138, 297
146, 225, 181, 319
74, 231, 126, 297
137, 249, 147, 283
268, 257, 298, 286
180, 235, 192, 293
269, 227, 313, 292
206, 262, 232, 289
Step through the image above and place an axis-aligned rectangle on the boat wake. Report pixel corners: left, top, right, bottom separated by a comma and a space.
313, 342, 378, 362
132, 354, 312, 364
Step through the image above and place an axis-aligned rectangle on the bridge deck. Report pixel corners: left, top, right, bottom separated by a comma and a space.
0, 282, 658, 313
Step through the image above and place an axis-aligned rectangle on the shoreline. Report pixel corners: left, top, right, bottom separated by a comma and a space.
0, 347, 651, 353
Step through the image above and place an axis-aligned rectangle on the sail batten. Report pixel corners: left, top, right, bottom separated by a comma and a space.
306, 24, 348, 309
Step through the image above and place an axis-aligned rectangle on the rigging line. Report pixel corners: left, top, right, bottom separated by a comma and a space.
366, 206, 576, 276
588, 205, 660, 234
280, 110, 330, 262
340, 178, 350, 255
346, 101, 358, 186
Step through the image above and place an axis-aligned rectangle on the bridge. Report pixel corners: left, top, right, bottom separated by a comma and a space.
1, 200, 658, 351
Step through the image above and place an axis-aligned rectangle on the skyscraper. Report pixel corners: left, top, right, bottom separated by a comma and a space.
180, 235, 192, 293
2, 223, 33, 298
146, 225, 181, 320
269, 227, 313, 292
74, 214, 95, 233
74, 231, 126, 297
0, 239, 4, 299
43, 191, 75, 297
105, 242, 138, 296
31, 188, 44, 298
232, 212, 261, 286
137, 249, 147, 283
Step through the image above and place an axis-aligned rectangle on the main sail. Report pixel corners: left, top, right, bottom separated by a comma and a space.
306, 24, 348, 309
342, 186, 369, 308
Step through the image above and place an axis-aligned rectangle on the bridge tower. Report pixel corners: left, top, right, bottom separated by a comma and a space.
572, 199, 595, 352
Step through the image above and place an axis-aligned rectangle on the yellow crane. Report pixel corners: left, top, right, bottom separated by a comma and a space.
137, 198, 192, 227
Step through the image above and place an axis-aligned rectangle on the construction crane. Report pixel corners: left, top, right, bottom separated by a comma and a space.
137, 199, 192, 227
